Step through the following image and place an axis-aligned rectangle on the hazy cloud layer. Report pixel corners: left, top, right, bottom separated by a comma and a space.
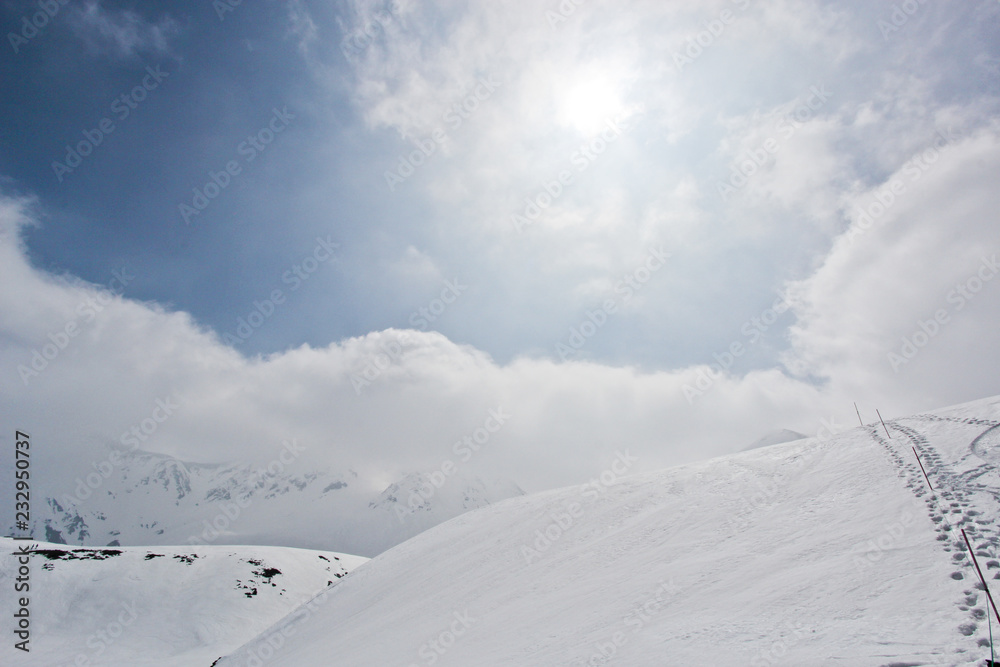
1, 0, 999, 503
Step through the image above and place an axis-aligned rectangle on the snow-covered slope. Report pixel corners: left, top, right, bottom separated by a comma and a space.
217, 396, 1000, 666
742, 428, 807, 451
0, 538, 366, 666
26, 447, 523, 557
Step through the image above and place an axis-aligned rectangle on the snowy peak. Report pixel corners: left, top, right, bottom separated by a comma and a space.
134, 453, 194, 499
369, 471, 525, 521
27, 445, 521, 557
109, 445, 348, 504
742, 428, 807, 451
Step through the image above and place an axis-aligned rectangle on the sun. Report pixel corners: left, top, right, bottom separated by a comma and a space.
557, 75, 625, 136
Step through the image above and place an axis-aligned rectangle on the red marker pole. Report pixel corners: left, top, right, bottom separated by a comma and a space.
876, 409, 891, 439
912, 447, 934, 493
962, 528, 1000, 628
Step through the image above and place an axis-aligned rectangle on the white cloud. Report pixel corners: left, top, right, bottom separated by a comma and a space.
387, 245, 442, 283
5, 0, 999, 512
67, 1, 180, 59
785, 123, 1000, 404
315, 0, 875, 328
5, 152, 998, 504
0, 195, 828, 499
286, 0, 319, 57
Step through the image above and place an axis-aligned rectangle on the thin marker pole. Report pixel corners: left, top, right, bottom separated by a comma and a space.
912, 447, 934, 493
990, 605, 995, 667
854, 402, 863, 426
962, 528, 1000, 628
876, 409, 891, 439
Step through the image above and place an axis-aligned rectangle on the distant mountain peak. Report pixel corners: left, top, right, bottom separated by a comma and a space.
27, 446, 522, 557
369, 471, 525, 520
742, 428, 807, 451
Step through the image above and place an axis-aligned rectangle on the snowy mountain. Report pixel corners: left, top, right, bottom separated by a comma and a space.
24, 446, 524, 557
213, 395, 1000, 666
742, 428, 808, 451
370, 471, 526, 522
0, 538, 367, 666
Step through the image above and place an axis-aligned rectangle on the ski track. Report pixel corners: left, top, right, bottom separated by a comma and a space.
871, 413, 1000, 663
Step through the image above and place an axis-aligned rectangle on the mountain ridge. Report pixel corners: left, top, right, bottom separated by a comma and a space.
22, 444, 523, 557
215, 395, 1000, 666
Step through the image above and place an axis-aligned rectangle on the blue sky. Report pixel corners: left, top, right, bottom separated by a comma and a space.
2, 0, 1000, 495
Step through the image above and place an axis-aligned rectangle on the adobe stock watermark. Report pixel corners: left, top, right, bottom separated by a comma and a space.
56, 394, 184, 511
408, 278, 467, 330
749, 621, 809, 667
876, 0, 928, 41
385, 75, 503, 192
545, 0, 589, 30
555, 246, 670, 361
407, 610, 477, 667
222, 236, 339, 346
7, 0, 71, 54
682, 293, 792, 404
722, 417, 838, 534
227, 581, 337, 666
349, 331, 414, 395
18, 265, 136, 385
353, 278, 467, 394
179, 106, 295, 224
214, 0, 245, 21
392, 407, 511, 523
521, 451, 638, 565
672, 0, 752, 73
340, 0, 400, 59
13, 542, 32, 652
69, 600, 140, 666
851, 506, 917, 571
578, 579, 681, 666
724, 473, 781, 534
512, 111, 638, 233
887, 254, 999, 373
717, 83, 832, 202
52, 65, 169, 183
846, 127, 960, 245
187, 438, 306, 546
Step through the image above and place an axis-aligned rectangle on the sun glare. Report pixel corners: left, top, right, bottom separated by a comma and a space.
558, 76, 625, 135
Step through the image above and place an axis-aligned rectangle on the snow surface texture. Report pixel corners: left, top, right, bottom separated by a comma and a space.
0, 540, 367, 666
742, 428, 807, 451
25, 447, 523, 557
215, 396, 1000, 666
